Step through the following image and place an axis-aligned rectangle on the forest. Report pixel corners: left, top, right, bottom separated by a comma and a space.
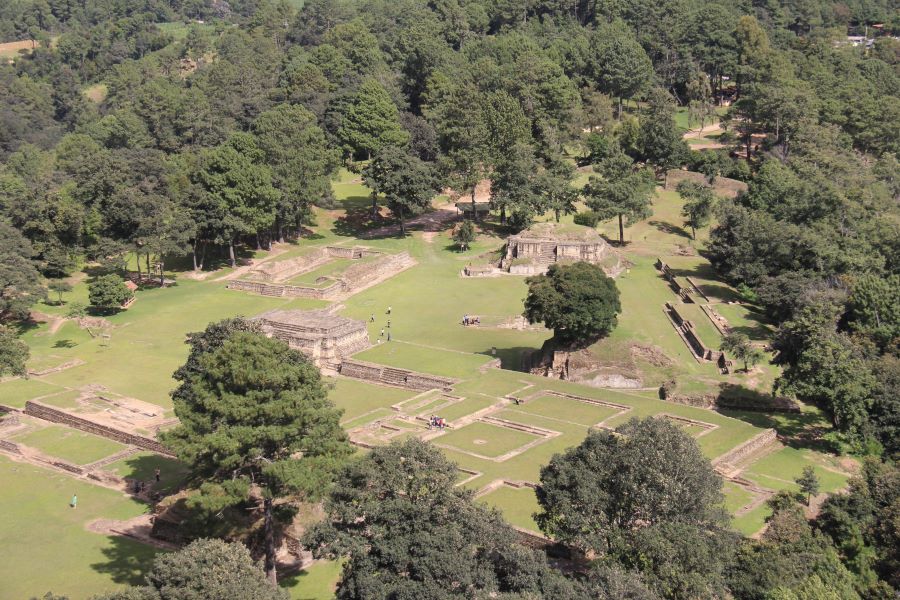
0, 0, 898, 597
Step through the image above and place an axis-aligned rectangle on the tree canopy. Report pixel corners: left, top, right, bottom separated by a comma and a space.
524, 261, 621, 346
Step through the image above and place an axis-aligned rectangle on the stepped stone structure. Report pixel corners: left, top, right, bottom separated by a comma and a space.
501, 222, 620, 276
254, 309, 370, 369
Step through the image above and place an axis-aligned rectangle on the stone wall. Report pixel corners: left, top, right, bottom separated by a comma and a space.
0, 439, 21, 454
25, 401, 175, 457
339, 359, 456, 391
712, 428, 777, 466
230, 251, 414, 300
664, 302, 723, 362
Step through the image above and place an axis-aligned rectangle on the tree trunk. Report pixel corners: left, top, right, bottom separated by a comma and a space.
199, 242, 207, 271
229, 241, 236, 268
500, 205, 506, 225
263, 497, 277, 585
617, 97, 623, 120
371, 192, 378, 218
618, 213, 625, 245
136, 252, 142, 281
470, 188, 477, 222
555, 208, 561, 222
159, 262, 165, 287
192, 244, 199, 271
256, 233, 262, 251
691, 223, 696, 240
399, 207, 405, 236
145, 252, 151, 275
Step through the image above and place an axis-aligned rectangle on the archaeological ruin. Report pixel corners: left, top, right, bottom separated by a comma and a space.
253, 309, 370, 369
501, 222, 621, 276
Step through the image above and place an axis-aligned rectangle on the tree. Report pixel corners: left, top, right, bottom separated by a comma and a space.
338, 79, 409, 159
362, 146, 439, 235
47, 280, 72, 305
536, 417, 725, 556
795, 466, 820, 506
539, 156, 579, 223
489, 141, 544, 229
677, 181, 715, 239
95, 539, 287, 600
589, 21, 654, 118
192, 134, 281, 266
452, 220, 475, 251
582, 148, 655, 245
638, 88, 688, 180
253, 104, 337, 239
524, 262, 621, 346
0, 222, 44, 321
303, 438, 580, 599
0, 326, 29, 377
87, 275, 133, 314
720, 332, 763, 372
162, 330, 352, 584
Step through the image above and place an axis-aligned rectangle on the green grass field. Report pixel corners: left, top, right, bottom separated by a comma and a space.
436, 422, 543, 458
12, 425, 125, 465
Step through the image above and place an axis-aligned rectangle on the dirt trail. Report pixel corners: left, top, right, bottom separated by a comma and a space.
360, 204, 460, 239
87, 515, 179, 550
212, 243, 291, 282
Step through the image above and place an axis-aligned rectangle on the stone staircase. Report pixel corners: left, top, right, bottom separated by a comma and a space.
381, 367, 410, 386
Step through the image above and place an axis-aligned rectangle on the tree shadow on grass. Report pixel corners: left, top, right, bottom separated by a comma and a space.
331, 206, 394, 238
53, 339, 77, 348
649, 220, 692, 239
111, 453, 191, 495
716, 384, 839, 454
667, 263, 742, 303
476, 346, 538, 371
91, 530, 159, 586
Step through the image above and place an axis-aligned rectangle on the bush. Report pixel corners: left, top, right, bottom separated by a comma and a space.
88, 275, 133, 314
574, 211, 601, 228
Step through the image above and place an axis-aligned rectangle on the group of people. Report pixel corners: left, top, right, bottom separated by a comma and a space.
461, 314, 480, 326
372, 306, 393, 342
428, 415, 448, 430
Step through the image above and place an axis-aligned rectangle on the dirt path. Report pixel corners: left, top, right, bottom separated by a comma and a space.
360, 205, 460, 239
683, 122, 727, 150
212, 243, 291, 282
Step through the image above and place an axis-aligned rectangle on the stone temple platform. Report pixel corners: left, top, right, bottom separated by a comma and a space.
254, 309, 370, 370
501, 222, 621, 276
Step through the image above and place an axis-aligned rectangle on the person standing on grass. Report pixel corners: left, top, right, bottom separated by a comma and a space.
155, 467, 161, 483
387, 306, 392, 315
70, 493, 77, 509
380, 328, 385, 337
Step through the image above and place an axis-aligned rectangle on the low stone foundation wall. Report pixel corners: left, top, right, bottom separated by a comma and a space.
712, 428, 777, 466
229, 251, 415, 300
25, 401, 174, 457
339, 359, 456, 391
0, 439, 21, 454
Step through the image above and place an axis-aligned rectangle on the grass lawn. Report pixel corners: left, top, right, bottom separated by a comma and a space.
436, 422, 543, 458
676, 302, 723, 350
38, 389, 85, 409
283, 560, 341, 600
12, 425, 126, 465
104, 452, 191, 493
354, 342, 493, 379
0, 455, 158, 600
0, 378, 67, 408
513, 395, 622, 427
479, 485, 542, 533
743, 447, 849, 495
723, 482, 756, 513
733, 504, 771, 537
327, 377, 417, 423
